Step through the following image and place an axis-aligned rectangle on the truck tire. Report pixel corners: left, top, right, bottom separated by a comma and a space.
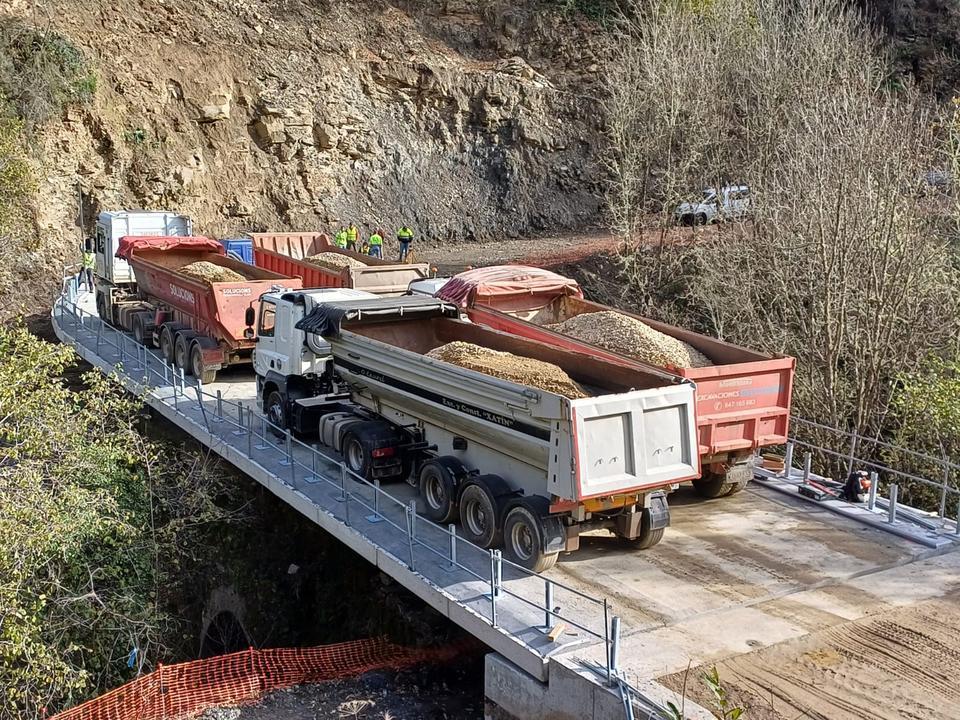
692, 464, 752, 498
174, 333, 194, 373
190, 343, 217, 384
458, 479, 502, 549
265, 390, 287, 436
159, 323, 185, 364
96, 292, 110, 324
503, 504, 559, 573
132, 311, 155, 347
694, 212, 708, 226
342, 431, 372, 480
628, 507, 665, 550
418, 460, 459, 524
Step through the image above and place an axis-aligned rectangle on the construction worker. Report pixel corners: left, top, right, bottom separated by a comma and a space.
80, 245, 95, 292
367, 229, 383, 258
397, 225, 414, 262
346, 223, 359, 252
333, 227, 348, 249
841, 470, 872, 503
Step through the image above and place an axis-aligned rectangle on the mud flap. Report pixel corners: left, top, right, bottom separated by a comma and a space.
645, 491, 671, 531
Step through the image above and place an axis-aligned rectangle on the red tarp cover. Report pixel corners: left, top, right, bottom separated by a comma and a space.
116, 235, 223, 260
436, 265, 583, 308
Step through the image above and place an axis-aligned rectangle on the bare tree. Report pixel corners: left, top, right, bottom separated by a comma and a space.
604, 0, 960, 444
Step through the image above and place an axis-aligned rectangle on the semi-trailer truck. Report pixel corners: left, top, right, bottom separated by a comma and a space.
99, 235, 301, 383
250, 291, 700, 571
251, 232, 431, 296
437, 265, 796, 498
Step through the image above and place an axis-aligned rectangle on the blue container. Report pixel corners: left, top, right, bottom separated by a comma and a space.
220, 237, 254, 265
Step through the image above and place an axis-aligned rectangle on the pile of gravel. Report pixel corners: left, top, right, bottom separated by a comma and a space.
426, 341, 588, 398
179, 261, 247, 283
305, 252, 368, 271
546, 311, 712, 369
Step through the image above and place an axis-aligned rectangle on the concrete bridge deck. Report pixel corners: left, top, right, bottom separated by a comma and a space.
52, 291, 960, 720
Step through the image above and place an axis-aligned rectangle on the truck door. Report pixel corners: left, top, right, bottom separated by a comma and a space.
253, 299, 284, 377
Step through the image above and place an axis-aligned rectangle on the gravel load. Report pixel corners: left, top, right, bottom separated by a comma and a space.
305, 252, 368, 271
426, 341, 589, 398
546, 311, 712, 369
178, 261, 247, 283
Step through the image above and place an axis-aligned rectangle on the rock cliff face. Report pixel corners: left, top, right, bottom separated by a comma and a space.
1, 0, 604, 313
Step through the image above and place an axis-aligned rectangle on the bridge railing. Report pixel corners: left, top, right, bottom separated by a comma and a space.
788, 416, 960, 527
53, 295, 639, 697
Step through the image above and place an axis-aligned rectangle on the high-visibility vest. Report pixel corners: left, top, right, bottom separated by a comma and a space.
397, 227, 413, 240
82, 251, 95, 269
347, 226, 359, 243
368, 233, 383, 246
334, 231, 348, 248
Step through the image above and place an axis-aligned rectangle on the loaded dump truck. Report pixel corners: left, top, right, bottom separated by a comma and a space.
251, 232, 431, 296
437, 266, 795, 498
100, 236, 301, 383
251, 292, 700, 571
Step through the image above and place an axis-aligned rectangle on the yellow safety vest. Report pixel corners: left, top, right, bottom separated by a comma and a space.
347, 227, 359, 242
368, 233, 383, 246
397, 227, 413, 240
334, 231, 348, 248
82, 252, 95, 269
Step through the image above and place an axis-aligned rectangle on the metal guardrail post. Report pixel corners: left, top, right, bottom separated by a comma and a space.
489, 550, 498, 628
366, 480, 383, 523
307, 445, 319, 484
447, 524, 457, 569
337, 464, 348, 502
163, 359, 169, 384
96, 322, 102, 353
344, 488, 351, 526
233, 402, 246, 436
172, 365, 179, 412
603, 598, 611, 685
179, 367, 186, 393
544, 580, 554, 630
406, 504, 416, 572
803, 452, 812, 484
888, 484, 899, 524
610, 616, 622, 680
255, 417, 268, 451
195, 387, 209, 430
867, 471, 879, 511
214, 390, 224, 423
280, 430, 293, 467
493, 549, 502, 599
247, 408, 254, 456
783, 441, 794, 477
939, 467, 950, 521
290, 440, 298, 489
956, 496, 960, 536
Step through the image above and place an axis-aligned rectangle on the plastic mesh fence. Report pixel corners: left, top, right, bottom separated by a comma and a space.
50, 638, 466, 720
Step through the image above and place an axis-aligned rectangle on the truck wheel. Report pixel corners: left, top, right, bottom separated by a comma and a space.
132, 312, 154, 347
190, 343, 217, 384
418, 460, 458, 524
174, 334, 193, 373
694, 212, 708, 226
627, 507, 665, 550
692, 464, 753, 499
458, 480, 502, 549
503, 505, 558, 573
96, 293, 110, 324
342, 431, 372, 480
159, 324, 183, 364
265, 390, 286, 436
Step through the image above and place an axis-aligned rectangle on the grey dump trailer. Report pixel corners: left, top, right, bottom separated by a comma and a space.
252, 293, 699, 571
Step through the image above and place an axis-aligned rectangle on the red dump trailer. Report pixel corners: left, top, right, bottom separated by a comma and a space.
437, 265, 795, 498
112, 236, 302, 382
251, 232, 431, 296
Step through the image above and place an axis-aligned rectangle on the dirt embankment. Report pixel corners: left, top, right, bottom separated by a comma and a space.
1, 0, 605, 318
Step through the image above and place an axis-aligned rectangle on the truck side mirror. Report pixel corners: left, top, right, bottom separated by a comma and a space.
244, 306, 255, 327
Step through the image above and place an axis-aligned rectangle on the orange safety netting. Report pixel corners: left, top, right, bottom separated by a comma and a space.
51, 638, 467, 720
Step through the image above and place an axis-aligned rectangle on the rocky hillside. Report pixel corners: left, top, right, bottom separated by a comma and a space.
0, 0, 603, 315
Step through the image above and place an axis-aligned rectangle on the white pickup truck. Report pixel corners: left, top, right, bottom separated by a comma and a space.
251, 293, 700, 571
674, 185, 751, 225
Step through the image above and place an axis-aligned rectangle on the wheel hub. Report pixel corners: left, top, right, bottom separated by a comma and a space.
511, 523, 534, 560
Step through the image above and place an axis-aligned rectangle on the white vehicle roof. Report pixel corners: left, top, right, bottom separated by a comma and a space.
407, 277, 451, 297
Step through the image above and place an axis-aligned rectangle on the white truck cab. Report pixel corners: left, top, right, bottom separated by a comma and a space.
93, 210, 192, 319
253, 288, 377, 428
407, 277, 451, 297
674, 185, 751, 225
